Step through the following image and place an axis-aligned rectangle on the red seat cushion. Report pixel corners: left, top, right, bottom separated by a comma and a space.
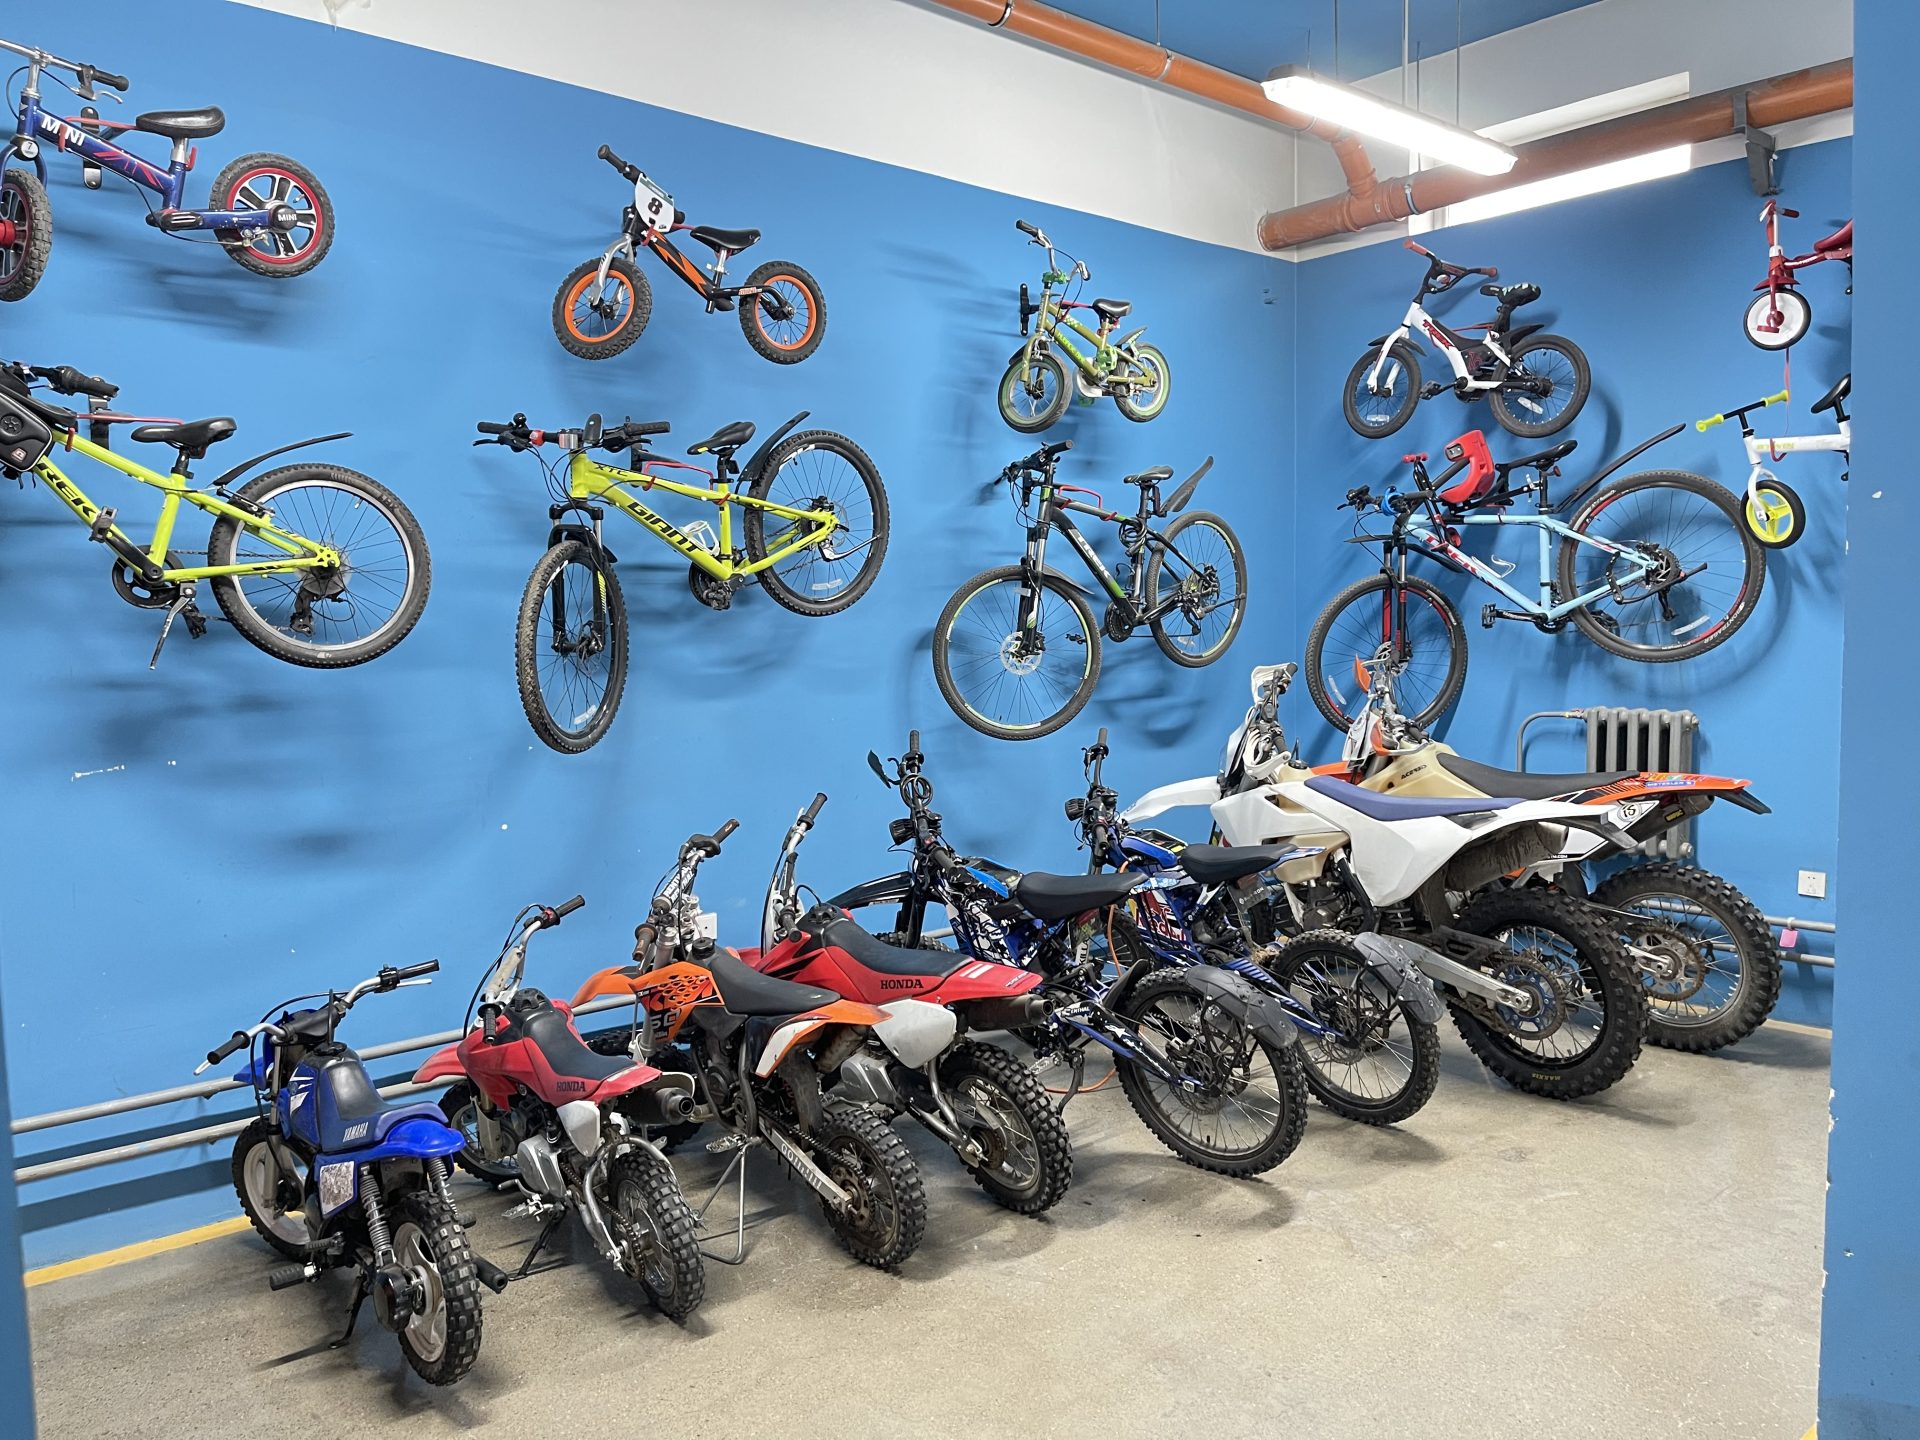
1814, 220, 1852, 253
1437, 430, 1496, 505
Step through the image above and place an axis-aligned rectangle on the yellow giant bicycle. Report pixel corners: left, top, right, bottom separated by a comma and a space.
477, 409, 889, 753
0, 360, 429, 667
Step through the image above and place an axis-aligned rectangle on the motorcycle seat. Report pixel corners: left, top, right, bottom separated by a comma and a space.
1810, 373, 1851, 415
1432, 752, 1633, 801
1304, 774, 1523, 821
689, 419, 754, 457
1176, 843, 1303, 886
1091, 298, 1132, 322
797, 908, 974, 979
513, 1000, 636, 1085
688, 225, 760, 254
133, 107, 226, 140
1813, 220, 1852, 253
1015, 869, 1142, 921
312, 1049, 451, 1152
709, 945, 840, 1017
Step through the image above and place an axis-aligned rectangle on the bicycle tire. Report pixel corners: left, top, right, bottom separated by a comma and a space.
739, 260, 826, 363
1145, 510, 1246, 668
1744, 289, 1811, 351
0, 169, 53, 302
1304, 573, 1467, 732
1342, 342, 1421, 438
932, 564, 1101, 741
552, 255, 651, 360
1746, 477, 1806, 549
743, 429, 889, 615
514, 540, 629, 753
1557, 468, 1765, 663
1111, 343, 1171, 423
998, 351, 1071, 433
1487, 333, 1590, 438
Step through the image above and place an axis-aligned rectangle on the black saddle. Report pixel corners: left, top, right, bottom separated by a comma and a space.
1177, 843, 1297, 886
1480, 281, 1540, 309
688, 225, 760, 254
1124, 465, 1173, 487
133, 107, 226, 140
708, 946, 838, 1018
130, 417, 237, 458
688, 419, 754, 457
1434, 751, 1633, 801
1811, 373, 1851, 415
510, 995, 635, 1083
797, 908, 973, 979
1015, 870, 1142, 922
1091, 298, 1131, 323
1493, 438, 1578, 478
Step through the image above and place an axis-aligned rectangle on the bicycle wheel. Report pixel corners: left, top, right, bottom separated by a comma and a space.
1744, 289, 1811, 350
552, 255, 652, 360
740, 260, 826, 364
1145, 510, 1246, 667
1487, 334, 1589, 438
1558, 469, 1765, 662
1342, 342, 1421, 438
743, 429, 889, 616
0, 169, 52, 302
1745, 476, 1806, 549
1304, 573, 1466, 732
209, 153, 334, 279
998, 350, 1070, 433
514, 540, 629, 753
1111, 343, 1171, 423
932, 564, 1100, 741
207, 464, 431, 668
1266, 930, 1441, 1126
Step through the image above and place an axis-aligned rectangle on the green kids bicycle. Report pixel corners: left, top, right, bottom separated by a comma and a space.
999, 220, 1171, 433
477, 409, 888, 753
0, 360, 429, 668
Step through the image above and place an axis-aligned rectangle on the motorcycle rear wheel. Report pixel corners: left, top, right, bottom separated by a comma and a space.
606, 1151, 706, 1318
815, 1102, 927, 1269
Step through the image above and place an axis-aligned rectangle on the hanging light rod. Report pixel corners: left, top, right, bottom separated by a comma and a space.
1261, 65, 1518, 176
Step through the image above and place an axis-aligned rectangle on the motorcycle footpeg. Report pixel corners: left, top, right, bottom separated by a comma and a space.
268, 1261, 316, 1291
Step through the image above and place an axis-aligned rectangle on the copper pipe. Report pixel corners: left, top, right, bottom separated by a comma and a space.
1259, 58, 1854, 250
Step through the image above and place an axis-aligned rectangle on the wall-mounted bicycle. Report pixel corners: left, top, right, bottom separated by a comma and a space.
998, 220, 1169, 432
1, 361, 428, 667
551, 145, 824, 364
1304, 427, 1764, 731
1742, 199, 1849, 350
1342, 241, 1589, 440
1695, 376, 1849, 548
931, 439, 1242, 740
477, 411, 887, 752
1, 36, 332, 301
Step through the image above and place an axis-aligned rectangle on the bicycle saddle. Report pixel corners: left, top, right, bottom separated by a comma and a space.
1479, 281, 1540, 308
1813, 220, 1852, 253
133, 107, 226, 140
1493, 438, 1577, 477
688, 419, 754, 456
130, 417, 237, 457
1124, 466, 1173, 486
1091, 298, 1132, 322
1811, 373, 1851, 414
688, 225, 760, 253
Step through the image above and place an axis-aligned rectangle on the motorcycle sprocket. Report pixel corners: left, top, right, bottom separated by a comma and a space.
1624, 920, 1712, 1002
1481, 950, 1574, 1041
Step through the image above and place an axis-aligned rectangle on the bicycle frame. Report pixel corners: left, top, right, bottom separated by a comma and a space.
563, 450, 835, 582
1368, 298, 1511, 395
1031, 290, 1121, 380
1397, 507, 1651, 624
1019, 476, 1191, 627
30, 434, 339, 581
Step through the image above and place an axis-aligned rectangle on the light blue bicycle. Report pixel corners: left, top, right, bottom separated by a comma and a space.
1305, 425, 1767, 731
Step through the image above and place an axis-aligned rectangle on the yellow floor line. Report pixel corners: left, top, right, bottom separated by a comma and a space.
25, 1216, 249, 1288
1767, 1019, 1833, 1038
1802, 1425, 1817, 1440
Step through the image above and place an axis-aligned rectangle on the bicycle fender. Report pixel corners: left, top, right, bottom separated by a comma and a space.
1553, 423, 1687, 513
827, 871, 916, 912
1115, 325, 1147, 349
739, 411, 811, 484
1183, 964, 1298, 1050
545, 520, 619, 566
1348, 934, 1447, 1025
1029, 562, 1100, 602
1505, 322, 1545, 345
1370, 332, 1424, 354
209, 433, 352, 493
1162, 456, 1213, 515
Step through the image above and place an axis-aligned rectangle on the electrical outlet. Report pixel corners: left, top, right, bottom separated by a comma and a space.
1798, 870, 1828, 899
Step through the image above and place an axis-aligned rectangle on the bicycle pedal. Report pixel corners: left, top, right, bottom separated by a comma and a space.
88, 507, 119, 542
184, 608, 209, 640
1419, 381, 1448, 400
1480, 604, 1499, 629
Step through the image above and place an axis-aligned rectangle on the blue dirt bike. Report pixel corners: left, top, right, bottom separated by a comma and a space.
829, 731, 1309, 1178
200, 961, 508, 1385
1062, 727, 1445, 1126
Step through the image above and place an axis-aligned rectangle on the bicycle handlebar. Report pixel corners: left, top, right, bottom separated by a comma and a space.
31, 364, 118, 401
597, 144, 641, 182
1696, 389, 1790, 431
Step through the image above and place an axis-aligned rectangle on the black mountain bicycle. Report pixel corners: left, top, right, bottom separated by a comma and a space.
931, 440, 1245, 741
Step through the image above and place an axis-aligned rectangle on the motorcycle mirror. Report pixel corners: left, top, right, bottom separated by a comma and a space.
866, 750, 893, 785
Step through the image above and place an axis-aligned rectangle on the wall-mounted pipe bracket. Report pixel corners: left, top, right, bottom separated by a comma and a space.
1734, 93, 1780, 196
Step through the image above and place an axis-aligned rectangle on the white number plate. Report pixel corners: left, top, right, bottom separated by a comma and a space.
633, 174, 675, 234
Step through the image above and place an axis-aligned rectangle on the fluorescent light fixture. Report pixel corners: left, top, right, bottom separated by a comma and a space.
1262, 65, 1517, 176
1443, 145, 1691, 225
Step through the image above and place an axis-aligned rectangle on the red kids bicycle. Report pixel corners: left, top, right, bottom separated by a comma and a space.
1743, 198, 1850, 350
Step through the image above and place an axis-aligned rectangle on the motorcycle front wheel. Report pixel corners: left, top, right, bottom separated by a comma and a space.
938, 1039, 1073, 1214
391, 1188, 485, 1387
605, 1151, 706, 1318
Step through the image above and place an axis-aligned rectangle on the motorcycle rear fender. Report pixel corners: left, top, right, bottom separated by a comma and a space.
1348, 934, 1447, 1025
1122, 776, 1222, 824
412, 1043, 468, 1086
1183, 965, 1298, 1051
828, 871, 915, 912
871, 999, 959, 1069
740, 411, 810, 485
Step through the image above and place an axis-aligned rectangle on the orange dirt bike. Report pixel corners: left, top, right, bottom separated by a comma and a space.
572, 821, 938, 1270
552, 144, 824, 364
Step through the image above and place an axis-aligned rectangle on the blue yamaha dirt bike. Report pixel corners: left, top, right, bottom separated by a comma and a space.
827, 731, 1309, 1178
1061, 727, 1445, 1126
200, 961, 509, 1385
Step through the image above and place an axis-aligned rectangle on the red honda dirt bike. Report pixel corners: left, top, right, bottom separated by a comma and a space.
743, 793, 1073, 1216
1744, 198, 1851, 350
415, 896, 707, 1317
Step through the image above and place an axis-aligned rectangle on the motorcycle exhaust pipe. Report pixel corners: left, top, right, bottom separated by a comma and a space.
960, 994, 1050, 1033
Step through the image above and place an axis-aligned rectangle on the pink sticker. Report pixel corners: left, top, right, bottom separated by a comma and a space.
1779, 927, 1800, 949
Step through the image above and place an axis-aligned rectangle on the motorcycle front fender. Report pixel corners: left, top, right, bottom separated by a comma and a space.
1122, 776, 1221, 824
1349, 933, 1447, 1026
1184, 964, 1298, 1051
828, 870, 916, 912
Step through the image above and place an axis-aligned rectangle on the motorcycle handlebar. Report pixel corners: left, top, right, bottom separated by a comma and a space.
802, 792, 827, 825
204, 1030, 250, 1069
549, 895, 586, 921
388, 960, 439, 983
597, 144, 641, 182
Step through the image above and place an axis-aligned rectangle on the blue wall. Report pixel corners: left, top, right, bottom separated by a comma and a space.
1820, 2, 1920, 1431
0, 0, 1294, 1264
1287, 140, 1852, 1027
0, 980, 35, 1434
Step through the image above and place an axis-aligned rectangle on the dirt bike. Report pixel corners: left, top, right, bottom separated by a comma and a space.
744, 792, 1073, 1215
413, 896, 706, 1317
199, 962, 508, 1385
571, 821, 934, 1269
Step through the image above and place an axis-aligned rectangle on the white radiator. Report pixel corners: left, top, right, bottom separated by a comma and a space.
1584, 707, 1699, 859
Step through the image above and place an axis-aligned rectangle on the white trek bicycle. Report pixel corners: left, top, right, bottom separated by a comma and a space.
1696, 373, 1850, 549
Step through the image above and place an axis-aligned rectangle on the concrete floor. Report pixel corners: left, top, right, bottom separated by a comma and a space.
27, 1025, 1829, 1440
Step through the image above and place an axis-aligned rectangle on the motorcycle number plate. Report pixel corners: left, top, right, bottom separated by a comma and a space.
632, 175, 675, 234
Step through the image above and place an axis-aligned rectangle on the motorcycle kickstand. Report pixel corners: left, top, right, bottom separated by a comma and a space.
148, 583, 209, 670
693, 1141, 754, 1267
1054, 1048, 1087, 1116
511, 1214, 567, 1281
330, 1269, 369, 1350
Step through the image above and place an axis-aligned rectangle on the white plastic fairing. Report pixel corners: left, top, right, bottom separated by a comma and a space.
1123, 776, 1221, 823
557, 1099, 603, 1157
871, 1000, 958, 1069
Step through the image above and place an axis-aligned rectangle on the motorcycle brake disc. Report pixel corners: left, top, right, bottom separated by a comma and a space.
1626, 921, 1711, 1002
1487, 952, 1573, 1040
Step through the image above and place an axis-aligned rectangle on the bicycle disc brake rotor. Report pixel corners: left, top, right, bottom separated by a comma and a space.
1626, 919, 1711, 1002
998, 631, 1044, 675
111, 550, 184, 609
1488, 952, 1572, 1040
1608, 541, 1681, 603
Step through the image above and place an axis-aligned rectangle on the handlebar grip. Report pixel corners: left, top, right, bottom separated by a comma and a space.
1764, 389, 1790, 406
392, 960, 439, 981
1016, 220, 1040, 237
476, 421, 511, 435
1695, 414, 1725, 432
206, 1031, 249, 1067
714, 819, 739, 844
908, 730, 921, 752
1096, 727, 1108, 745
93, 68, 130, 92
597, 144, 640, 180
803, 793, 827, 825
632, 420, 670, 437
551, 895, 586, 920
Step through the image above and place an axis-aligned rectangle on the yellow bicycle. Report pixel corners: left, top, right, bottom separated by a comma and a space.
477, 409, 888, 752
1, 360, 429, 667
